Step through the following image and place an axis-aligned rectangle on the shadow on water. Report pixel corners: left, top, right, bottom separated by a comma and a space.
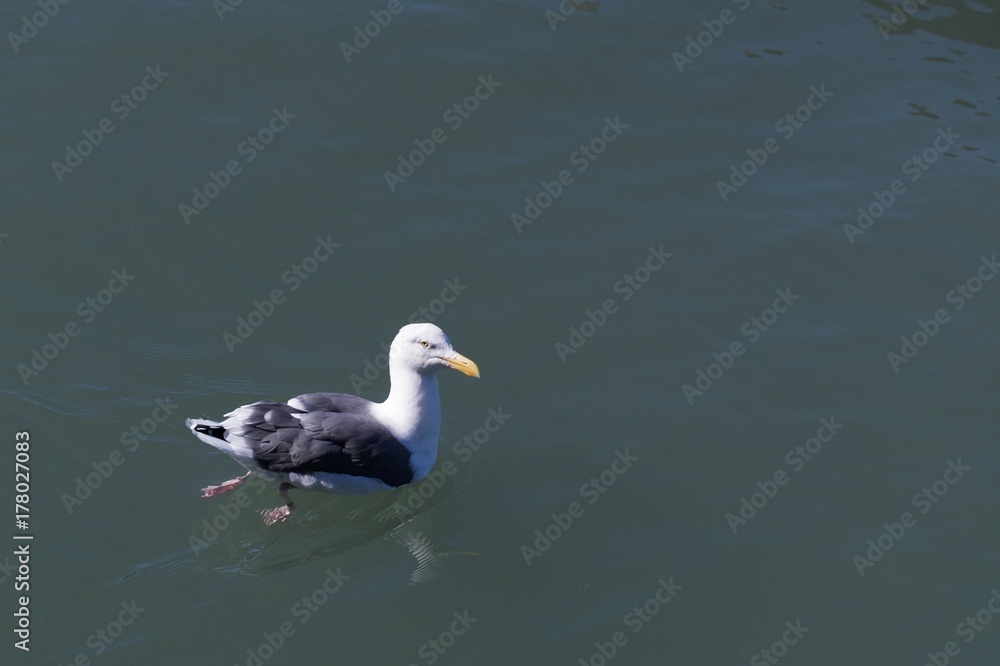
124, 448, 486, 596
863, 0, 1000, 51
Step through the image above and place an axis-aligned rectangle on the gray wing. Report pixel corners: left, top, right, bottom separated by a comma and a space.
220, 394, 413, 487
286, 392, 371, 414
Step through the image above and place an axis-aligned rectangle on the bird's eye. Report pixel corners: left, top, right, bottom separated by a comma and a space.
420, 340, 430, 348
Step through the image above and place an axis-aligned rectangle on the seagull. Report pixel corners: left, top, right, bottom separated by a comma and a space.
186, 323, 479, 525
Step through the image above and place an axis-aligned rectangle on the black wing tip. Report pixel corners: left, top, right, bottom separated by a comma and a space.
195, 424, 227, 439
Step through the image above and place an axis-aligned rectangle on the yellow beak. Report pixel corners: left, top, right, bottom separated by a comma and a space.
440, 352, 480, 378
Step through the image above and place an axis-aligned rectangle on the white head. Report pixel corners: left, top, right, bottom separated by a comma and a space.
389, 323, 480, 378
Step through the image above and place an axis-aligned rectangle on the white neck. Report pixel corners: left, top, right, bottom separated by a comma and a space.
372, 362, 442, 449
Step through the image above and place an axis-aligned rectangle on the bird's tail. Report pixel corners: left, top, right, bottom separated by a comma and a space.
186, 418, 254, 459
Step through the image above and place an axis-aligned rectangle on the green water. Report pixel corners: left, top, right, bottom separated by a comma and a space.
2, 1, 1000, 664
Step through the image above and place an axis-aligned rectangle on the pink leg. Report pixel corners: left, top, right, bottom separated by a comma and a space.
201, 471, 253, 498
261, 482, 296, 525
